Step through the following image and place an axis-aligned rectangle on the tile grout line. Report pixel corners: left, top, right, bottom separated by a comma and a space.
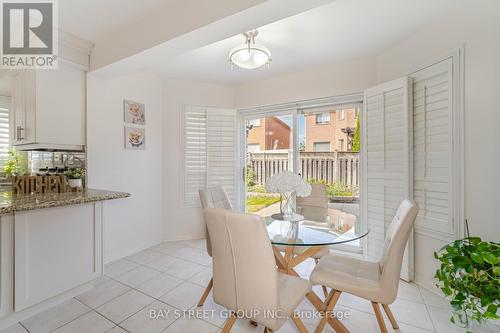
18, 321, 30, 333
417, 285, 439, 332
46, 298, 93, 333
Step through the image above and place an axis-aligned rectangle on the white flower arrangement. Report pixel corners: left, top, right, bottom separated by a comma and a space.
265, 171, 312, 197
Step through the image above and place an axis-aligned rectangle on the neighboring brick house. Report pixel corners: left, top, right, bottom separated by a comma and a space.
247, 117, 291, 152
305, 108, 358, 152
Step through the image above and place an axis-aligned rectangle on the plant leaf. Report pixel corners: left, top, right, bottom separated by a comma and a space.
470, 252, 484, 264
482, 252, 498, 265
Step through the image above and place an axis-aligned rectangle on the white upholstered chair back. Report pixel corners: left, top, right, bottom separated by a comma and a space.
296, 183, 328, 208
204, 208, 280, 315
199, 187, 232, 257
296, 183, 329, 221
378, 199, 418, 303
199, 186, 232, 210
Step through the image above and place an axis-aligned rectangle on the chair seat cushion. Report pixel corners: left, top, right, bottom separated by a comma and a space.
310, 253, 383, 302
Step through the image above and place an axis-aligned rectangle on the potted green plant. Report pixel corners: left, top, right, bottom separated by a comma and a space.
4, 148, 28, 177
434, 221, 500, 332
64, 168, 85, 188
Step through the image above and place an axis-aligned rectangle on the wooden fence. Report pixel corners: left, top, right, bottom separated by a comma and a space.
248, 151, 359, 189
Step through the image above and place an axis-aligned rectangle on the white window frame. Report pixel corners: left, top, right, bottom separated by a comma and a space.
315, 112, 330, 124
338, 109, 345, 120
313, 141, 330, 152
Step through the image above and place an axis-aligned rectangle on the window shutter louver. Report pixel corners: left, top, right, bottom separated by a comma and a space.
0, 97, 10, 168
206, 109, 236, 205
183, 106, 236, 207
363, 77, 413, 280
183, 106, 208, 207
411, 58, 454, 236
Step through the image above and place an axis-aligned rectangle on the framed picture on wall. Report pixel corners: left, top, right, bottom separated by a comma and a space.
124, 99, 146, 125
124, 126, 146, 150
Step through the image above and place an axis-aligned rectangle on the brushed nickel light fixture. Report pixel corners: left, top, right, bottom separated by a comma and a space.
229, 30, 271, 70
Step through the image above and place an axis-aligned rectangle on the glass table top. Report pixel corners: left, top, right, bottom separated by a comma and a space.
264, 207, 369, 247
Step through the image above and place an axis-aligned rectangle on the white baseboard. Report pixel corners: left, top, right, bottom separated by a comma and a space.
104, 239, 162, 264
0, 281, 94, 330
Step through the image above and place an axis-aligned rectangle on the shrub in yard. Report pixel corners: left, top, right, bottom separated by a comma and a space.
246, 165, 256, 187
352, 116, 360, 152
307, 179, 353, 197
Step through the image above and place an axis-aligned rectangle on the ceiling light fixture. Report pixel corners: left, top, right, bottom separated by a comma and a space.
229, 30, 271, 70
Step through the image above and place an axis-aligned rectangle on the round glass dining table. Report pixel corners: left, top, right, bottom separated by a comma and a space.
265, 214, 369, 247
263, 208, 369, 275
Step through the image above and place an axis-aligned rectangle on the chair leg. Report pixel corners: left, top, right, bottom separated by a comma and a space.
315, 290, 342, 333
291, 312, 308, 333
321, 286, 329, 299
371, 302, 388, 333
382, 304, 399, 329
197, 278, 213, 307
222, 311, 237, 333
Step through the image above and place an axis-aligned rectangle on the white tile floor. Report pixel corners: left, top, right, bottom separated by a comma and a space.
2, 240, 498, 333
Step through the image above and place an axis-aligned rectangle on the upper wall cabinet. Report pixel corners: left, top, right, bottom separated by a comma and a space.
12, 62, 86, 150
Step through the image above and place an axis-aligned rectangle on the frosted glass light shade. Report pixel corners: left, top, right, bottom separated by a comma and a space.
229, 44, 271, 69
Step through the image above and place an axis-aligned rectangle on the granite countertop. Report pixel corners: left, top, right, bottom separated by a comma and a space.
0, 188, 130, 215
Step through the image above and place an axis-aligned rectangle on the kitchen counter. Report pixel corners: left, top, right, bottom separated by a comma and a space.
0, 188, 130, 215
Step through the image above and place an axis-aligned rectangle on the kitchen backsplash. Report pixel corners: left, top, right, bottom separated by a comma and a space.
27, 151, 86, 175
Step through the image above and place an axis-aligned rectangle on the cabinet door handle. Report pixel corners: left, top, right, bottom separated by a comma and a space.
17, 126, 24, 141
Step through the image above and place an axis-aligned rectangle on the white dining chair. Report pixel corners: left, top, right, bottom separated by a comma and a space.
204, 208, 311, 333
310, 199, 418, 333
197, 186, 232, 307
296, 183, 329, 222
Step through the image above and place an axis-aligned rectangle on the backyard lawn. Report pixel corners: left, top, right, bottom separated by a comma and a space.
246, 195, 280, 213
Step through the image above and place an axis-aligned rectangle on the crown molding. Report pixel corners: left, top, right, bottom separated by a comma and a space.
59, 30, 94, 54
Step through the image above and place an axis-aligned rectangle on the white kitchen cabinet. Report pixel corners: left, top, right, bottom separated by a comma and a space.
0, 215, 14, 318
13, 203, 102, 311
11, 62, 86, 150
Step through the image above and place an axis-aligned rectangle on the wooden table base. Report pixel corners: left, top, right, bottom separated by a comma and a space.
272, 245, 349, 333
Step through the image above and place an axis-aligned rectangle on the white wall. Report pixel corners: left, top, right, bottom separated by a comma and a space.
162, 80, 234, 241
87, 72, 163, 263
375, 0, 500, 291
234, 57, 377, 109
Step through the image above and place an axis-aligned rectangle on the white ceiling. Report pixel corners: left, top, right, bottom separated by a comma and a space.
158, 0, 459, 84
59, 0, 175, 42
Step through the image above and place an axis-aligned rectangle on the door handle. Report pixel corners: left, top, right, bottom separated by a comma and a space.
17, 126, 24, 141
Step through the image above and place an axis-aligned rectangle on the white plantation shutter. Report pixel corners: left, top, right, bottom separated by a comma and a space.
207, 109, 236, 204
183, 106, 207, 206
183, 106, 236, 207
411, 58, 454, 236
363, 77, 413, 280
0, 97, 10, 178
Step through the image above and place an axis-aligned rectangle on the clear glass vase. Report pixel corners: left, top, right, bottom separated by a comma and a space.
280, 191, 296, 219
